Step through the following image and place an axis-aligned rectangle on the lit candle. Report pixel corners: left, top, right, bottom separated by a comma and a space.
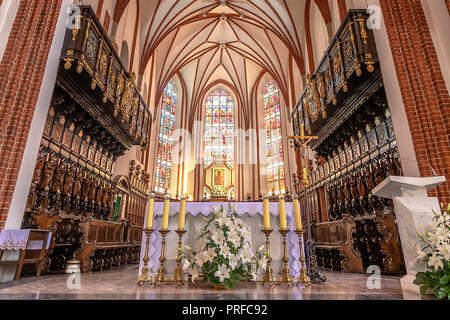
178, 195, 186, 231
263, 194, 271, 230
279, 195, 287, 230
161, 193, 171, 230
292, 194, 302, 231
145, 193, 155, 230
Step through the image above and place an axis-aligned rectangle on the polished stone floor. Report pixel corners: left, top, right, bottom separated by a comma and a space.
0, 266, 406, 300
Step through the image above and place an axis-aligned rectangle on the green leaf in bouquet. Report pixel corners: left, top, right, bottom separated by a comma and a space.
224, 279, 234, 289
414, 272, 428, 285
419, 284, 430, 295
439, 275, 450, 285
437, 287, 448, 299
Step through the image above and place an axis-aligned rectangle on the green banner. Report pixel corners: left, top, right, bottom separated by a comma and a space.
113, 196, 122, 222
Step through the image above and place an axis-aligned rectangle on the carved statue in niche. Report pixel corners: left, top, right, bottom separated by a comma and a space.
73, 169, 83, 198
343, 177, 351, 200
52, 161, 66, 193
41, 155, 57, 189
350, 175, 359, 201
95, 182, 104, 204
32, 151, 46, 186
81, 175, 91, 201
89, 178, 98, 202
337, 181, 346, 204
374, 160, 386, 185
357, 171, 368, 198
102, 184, 111, 205
107, 187, 114, 207
63, 165, 75, 195
366, 164, 376, 191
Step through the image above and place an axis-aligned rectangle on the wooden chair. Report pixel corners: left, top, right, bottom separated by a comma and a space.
0, 230, 51, 280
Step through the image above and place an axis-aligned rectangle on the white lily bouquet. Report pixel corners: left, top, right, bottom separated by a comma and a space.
181, 204, 267, 289
414, 204, 450, 299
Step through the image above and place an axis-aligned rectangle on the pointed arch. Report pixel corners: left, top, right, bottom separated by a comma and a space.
204, 88, 235, 168
154, 80, 177, 193
263, 80, 285, 195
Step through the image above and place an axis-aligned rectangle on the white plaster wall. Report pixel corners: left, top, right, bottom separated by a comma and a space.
421, 0, 450, 94
5, 0, 76, 229
0, 0, 20, 62
310, 1, 329, 68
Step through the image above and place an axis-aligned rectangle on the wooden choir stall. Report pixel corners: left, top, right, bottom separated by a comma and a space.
290, 10, 405, 275
21, 6, 151, 274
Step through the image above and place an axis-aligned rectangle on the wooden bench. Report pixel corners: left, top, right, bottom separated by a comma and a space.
0, 230, 51, 280
125, 223, 143, 263
314, 215, 364, 273
77, 218, 133, 273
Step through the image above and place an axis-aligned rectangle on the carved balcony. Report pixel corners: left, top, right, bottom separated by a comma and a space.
59, 5, 151, 151
291, 10, 379, 145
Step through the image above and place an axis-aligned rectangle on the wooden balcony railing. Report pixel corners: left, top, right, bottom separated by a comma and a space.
291, 10, 379, 139
60, 5, 151, 149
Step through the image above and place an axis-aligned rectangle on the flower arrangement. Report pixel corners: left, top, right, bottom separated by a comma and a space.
414, 204, 450, 299
181, 204, 267, 289
211, 186, 227, 198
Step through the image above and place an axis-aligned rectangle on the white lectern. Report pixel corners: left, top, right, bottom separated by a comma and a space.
372, 176, 446, 299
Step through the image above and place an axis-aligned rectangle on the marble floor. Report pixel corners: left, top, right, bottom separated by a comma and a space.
0, 266, 406, 300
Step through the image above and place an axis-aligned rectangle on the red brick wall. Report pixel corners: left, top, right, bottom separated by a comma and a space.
0, 0, 62, 229
337, 0, 347, 22
103, 10, 111, 34
129, 0, 140, 74
96, 0, 104, 18
113, 0, 131, 23
380, 0, 450, 204
305, 0, 315, 75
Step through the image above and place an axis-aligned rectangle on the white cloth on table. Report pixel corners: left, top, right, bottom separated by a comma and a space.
139, 202, 304, 279
152, 201, 293, 217
0, 230, 51, 251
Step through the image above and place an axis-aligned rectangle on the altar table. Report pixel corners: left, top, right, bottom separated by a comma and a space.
138, 202, 304, 281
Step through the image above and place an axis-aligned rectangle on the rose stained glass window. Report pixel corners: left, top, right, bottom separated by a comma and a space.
204, 89, 234, 168
155, 81, 176, 193
264, 81, 285, 195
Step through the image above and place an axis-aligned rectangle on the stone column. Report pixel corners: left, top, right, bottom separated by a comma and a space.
379, 0, 450, 203
0, 0, 72, 230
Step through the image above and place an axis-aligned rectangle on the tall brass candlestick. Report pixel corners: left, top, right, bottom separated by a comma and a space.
155, 229, 171, 286
278, 229, 293, 286
171, 229, 187, 287
138, 229, 154, 285
262, 229, 275, 286
295, 229, 311, 287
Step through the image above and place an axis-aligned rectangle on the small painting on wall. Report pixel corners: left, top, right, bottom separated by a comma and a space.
213, 168, 225, 186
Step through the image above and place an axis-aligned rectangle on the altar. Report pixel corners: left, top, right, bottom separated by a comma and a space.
138, 202, 304, 281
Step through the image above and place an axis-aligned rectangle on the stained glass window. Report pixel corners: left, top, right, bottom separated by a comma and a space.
204, 89, 234, 168
264, 81, 285, 195
155, 81, 177, 193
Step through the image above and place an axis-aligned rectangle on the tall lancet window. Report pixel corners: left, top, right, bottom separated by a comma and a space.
264, 80, 285, 195
155, 81, 177, 193
204, 89, 234, 168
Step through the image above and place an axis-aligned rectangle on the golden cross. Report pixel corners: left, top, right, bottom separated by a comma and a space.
287, 124, 319, 145
287, 124, 319, 188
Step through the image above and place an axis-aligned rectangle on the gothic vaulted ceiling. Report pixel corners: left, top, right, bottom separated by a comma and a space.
137, 0, 315, 126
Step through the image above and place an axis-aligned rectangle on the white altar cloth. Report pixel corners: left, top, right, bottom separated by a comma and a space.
0, 230, 51, 251
138, 202, 304, 281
